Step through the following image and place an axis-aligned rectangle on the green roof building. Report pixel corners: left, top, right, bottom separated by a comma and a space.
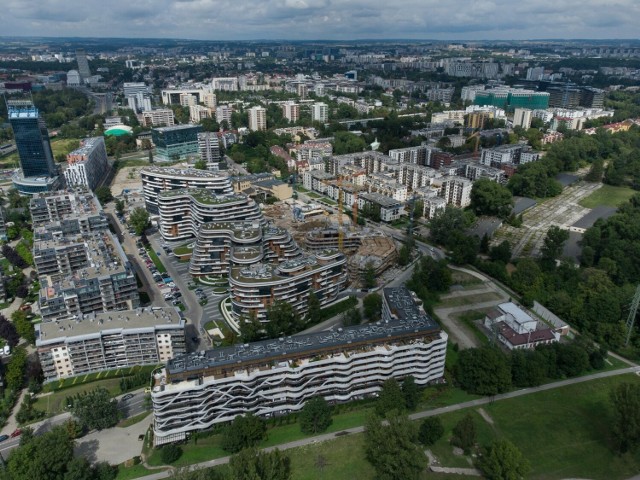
475, 88, 549, 111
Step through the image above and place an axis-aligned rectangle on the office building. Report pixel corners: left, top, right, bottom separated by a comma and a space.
311, 102, 328, 122
152, 124, 202, 162
36, 307, 186, 381
475, 88, 549, 111
140, 166, 234, 214
157, 188, 262, 242
197, 132, 222, 170
66, 70, 81, 86
8, 100, 60, 194
484, 302, 559, 350
150, 286, 447, 445
248, 106, 267, 131
75, 49, 91, 81
141, 109, 175, 127
161, 89, 205, 105
64, 137, 109, 191
281, 102, 300, 123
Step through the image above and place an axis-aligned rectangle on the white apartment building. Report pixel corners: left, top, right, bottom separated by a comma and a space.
281, 102, 300, 123
141, 109, 175, 127
431, 110, 465, 124
202, 92, 217, 109
197, 132, 221, 169
151, 286, 447, 445
215, 105, 233, 125
513, 108, 533, 129
180, 93, 197, 107
248, 106, 267, 131
37, 307, 186, 381
64, 137, 109, 191
311, 102, 329, 122
440, 176, 472, 208
211, 77, 239, 91
189, 105, 212, 123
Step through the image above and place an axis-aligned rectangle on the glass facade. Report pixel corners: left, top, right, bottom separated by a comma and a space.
8, 102, 57, 178
152, 125, 202, 161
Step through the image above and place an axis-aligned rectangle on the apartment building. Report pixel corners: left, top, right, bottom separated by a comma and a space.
157, 188, 262, 242
197, 132, 222, 170
311, 102, 328, 122
140, 166, 234, 214
281, 102, 300, 123
189, 105, 212, 123
150, 286, 447, 445
358, 193, 404, 222
215, 105, 233, 125
388, 145, 432, 166
188, 221, 299, 277
440, 176, 472, 208
141, 109, 175, 128
30, 190, 109, 233
64, 137, 110, 191
36, 231, 139, 321
248, 106, 267, 132
229, 251, 347, 321
36, 307, 186, 381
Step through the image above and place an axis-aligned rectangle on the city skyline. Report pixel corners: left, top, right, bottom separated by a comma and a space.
3, 0, 639, 41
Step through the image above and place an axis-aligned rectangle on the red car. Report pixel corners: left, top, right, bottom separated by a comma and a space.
10, 429, 21, 438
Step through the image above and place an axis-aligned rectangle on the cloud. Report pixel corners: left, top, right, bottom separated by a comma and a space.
1, 0, 638, 40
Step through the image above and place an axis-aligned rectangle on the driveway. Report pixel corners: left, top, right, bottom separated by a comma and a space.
75, 416, 151, 465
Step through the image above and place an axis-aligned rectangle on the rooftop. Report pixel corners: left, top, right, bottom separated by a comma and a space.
152, 124, 202, 133
142, 166, 229, 180
571, 206, 617, 229
166, 313, 440, 376
159, 188, 246, 205
37, 307, 183, 345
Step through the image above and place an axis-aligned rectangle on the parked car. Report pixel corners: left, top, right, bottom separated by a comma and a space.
10, 429, 22, 438
166, 282, 176, 288
0, 435, 9, 443
195, 288, 203, 294
121, 394, 134, 401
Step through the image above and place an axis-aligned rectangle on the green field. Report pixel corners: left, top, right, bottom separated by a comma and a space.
436, 291, 503, 308
579, 184, 637, 208
34, 378, 122, 416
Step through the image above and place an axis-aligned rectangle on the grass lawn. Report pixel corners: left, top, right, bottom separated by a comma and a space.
322, 198, 337, 205
115, 463, 157, 480
51, 138, 81, 158
117, 411, 151, 428
579, 184, 637, 208
452, 310, 490, 345
449, 270, 483, 288
436, 291, 503, 308
307, 192, 321, 199
145, 247, 167, 273
34, 378, 122, 416
173, 244, 193, 255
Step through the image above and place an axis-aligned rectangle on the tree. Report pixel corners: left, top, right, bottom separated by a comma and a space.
401, 376, 420, 410
0, 314, 20, 347
306, 292, 322, 325
5, 346, 27, 392
299, 396, 332, 434
398, 244, 411, 266
342, 307, 361, 326
364, 410, 427, 480
419, 416, 444, 446
69, 387, 120, 430
129, 207, 150, 235
5, 425, 75, 480
489, 240, 512, 264
115, 199, 125, 216
160, 444, 183, 464
221, 413, 267, 453
94, 186, 113, 205
363, 293, 382, 322
477, 439, 530, 480
610, 382, 640, 453
362, 262, 377, 289
540, 226, 569, 269
240, 313, 263, 342
228, 448, 291, 480
451, 414, 477, 454
429, 206, 474, 247
194, 159, 207, 170
12, 310, 35, 344
585, 158, 604, 182
265, 301, 302, 338
470, 179, 514, 219
375, 378, 405, 417
455, 346, 512, 395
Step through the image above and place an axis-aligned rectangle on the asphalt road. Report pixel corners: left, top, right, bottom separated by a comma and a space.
133, 365, 640, 480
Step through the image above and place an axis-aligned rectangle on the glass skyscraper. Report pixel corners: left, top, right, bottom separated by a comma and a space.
8, 100, 60, 194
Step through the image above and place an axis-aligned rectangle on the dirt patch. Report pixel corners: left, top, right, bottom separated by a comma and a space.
111, 166, 144, 196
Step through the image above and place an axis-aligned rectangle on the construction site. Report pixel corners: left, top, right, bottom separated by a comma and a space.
262, 200, 398, 287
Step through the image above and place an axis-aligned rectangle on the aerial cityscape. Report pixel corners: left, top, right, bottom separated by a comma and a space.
0, 6, 639, 480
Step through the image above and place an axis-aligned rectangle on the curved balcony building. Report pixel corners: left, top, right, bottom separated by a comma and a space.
141, 166, 234, 214
229, 250, 347, 322
157, 188, 262, 242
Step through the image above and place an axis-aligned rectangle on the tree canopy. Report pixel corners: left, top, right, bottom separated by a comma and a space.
221, 413, 267, 453
69, 387, 120, 430
228, 448, 291, 480
470, 179, 514, 219
129, 207, 150, 235
299, 396, 333, 435
476, 439, 530, 480
610, 382, 640, 453
455, 346, 512, 396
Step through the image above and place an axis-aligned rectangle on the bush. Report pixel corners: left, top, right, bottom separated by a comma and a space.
160, 444, 182, 464
419, 416, 444, 446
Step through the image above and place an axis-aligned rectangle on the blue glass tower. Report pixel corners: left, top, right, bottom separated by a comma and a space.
8, 100, 56, 177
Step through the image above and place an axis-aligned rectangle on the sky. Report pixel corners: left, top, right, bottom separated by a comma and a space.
2, 0, 639, 41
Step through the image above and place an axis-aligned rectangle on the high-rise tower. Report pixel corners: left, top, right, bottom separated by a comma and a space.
75, 49, 91, 81
8, 100, 60, 194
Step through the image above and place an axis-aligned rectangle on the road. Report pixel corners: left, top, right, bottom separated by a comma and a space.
133, 365, 640, 480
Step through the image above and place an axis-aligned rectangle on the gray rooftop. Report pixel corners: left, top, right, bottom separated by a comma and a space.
37, 307, 184, 346
571, 206, 617, 229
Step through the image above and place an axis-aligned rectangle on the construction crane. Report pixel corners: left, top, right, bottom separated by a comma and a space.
469, 131, 482, 158
337, 175, 344, 252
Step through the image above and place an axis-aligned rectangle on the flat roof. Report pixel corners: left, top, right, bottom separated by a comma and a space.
512, 196, 537, 215
167, 312, 440, 376
37, 307, 184, 345
498, 302, 533, 325
383, 287, 439, 327
571, 206, 617, 229
142, 166, 229, 180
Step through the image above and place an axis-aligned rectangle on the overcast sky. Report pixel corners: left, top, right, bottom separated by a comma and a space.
3, 0, 639, 41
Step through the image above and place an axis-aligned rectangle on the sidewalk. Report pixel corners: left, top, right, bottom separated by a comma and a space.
0, 389, 28, 436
